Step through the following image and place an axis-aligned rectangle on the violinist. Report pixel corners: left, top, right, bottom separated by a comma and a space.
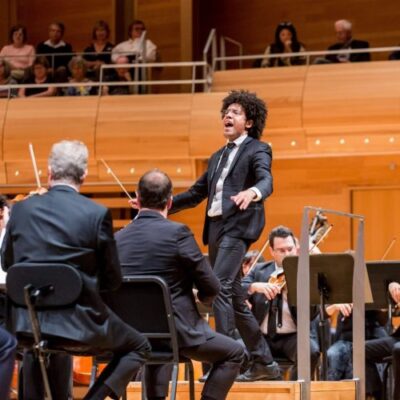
237, 225, 320, 381
365, 281, 400, 400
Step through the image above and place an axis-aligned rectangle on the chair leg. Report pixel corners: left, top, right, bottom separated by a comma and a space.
186, 361, 195, 400
170, 363, 179, 400
37, 351, 53, 400
141, 366, 148, 400
89, 356, 98, 388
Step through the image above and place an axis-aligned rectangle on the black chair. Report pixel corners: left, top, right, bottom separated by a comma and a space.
6, 263, 103, 400
98, 275, 195, 400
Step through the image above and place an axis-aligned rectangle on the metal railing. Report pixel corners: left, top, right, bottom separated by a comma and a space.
202, 28, 217, 92
219, 35, 243, 70
214, 45, 400, 70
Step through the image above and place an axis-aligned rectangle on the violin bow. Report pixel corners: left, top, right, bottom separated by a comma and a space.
100, 159, 134, 201
309, 224, 333, 253
381, 237, 397, 261
247, 239, 270, 274
29, 143, 41, 188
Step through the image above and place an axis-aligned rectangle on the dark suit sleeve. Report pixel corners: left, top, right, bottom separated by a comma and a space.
170, 170, 209, 214
252, 142, 273, 200
241, 264, 258, 297
176, 225, 220, 304
96, 209, 122, 292
1, 225, 13, 271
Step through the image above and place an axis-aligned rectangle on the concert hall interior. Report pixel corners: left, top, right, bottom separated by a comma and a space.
1, 1, 400, 399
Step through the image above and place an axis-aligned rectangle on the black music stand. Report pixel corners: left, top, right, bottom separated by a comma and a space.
366, 262, 400, 332
282, 253, 358, 380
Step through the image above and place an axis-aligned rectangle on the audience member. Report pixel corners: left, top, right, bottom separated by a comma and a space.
102, 55, 134, 95
0, 24, 35, 80
64, 56, 96, 96
83, 20, 114, 79
112, 20, 157, 63
36, 22, 73, 81
237, 226, 320, 381
260, 22, 306, 68
19, 56, 56, 98
389, 46, 400, 60
0, 59, 18, 98
322, 19, 370, 63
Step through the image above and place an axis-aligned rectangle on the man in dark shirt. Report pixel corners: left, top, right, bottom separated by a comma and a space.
36, 22, 73, 81
325, 19, 370, 63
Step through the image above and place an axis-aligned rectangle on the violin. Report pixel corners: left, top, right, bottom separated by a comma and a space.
268, 269, 286, 290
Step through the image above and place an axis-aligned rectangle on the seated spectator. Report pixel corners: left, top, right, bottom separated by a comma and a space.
83, 20, 114, 79
64, 56, 96, 96
36, 22, 73, 82
260, 22, 306, 68
0, 24, 35, 80
0, 59, 18, 98
322, 19, 370, 63
111, 19, 157, 63
389, 46, 400, 60
102, 55, 134, 95
19, 56, 56, 98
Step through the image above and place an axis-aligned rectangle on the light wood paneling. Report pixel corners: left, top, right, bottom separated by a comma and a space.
3, 97, 97, 160
15, 0, 116, 51
95, 94, 193, 160
352, 188, 400, 260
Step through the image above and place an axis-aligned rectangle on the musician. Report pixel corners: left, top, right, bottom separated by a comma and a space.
237, 225, 320, 381
170, 90, 279, 380
365, 281, 400, 399
1, 140, 151, 400
115, 169, 244, 400
0, 195, 10, 326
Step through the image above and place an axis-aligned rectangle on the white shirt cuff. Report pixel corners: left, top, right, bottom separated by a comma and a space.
250, 187, 262, 201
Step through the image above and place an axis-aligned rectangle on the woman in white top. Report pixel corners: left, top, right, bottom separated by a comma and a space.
261, 22, 306, 68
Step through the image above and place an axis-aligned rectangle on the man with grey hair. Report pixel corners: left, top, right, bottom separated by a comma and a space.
2, 140, 151, 400
324, 19, 370, 63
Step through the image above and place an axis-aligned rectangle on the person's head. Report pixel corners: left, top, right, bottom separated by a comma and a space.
128, 20, 146, 39
115, 55, 130, 77
68, 57, 88, 80
0, 59, 12, 80
269, 226, 297, 267
137, 169, 173, 211
334, 19, 352, 43
32, 56, 50, 80
48, 140, 88, 187
221, 90, 267, 140
48, 22, 65, 44
92, 20, 110, 41
275, 21, 298, 48
9, 24, 27, 46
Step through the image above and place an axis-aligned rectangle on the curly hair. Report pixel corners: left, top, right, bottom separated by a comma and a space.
221, 90, 267, 139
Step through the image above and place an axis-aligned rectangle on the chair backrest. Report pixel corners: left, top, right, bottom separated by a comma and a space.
6, 263, 83, 309
103, 275, 179, 350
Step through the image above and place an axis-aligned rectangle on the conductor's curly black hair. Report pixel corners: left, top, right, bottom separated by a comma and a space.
221, 89, 268, 139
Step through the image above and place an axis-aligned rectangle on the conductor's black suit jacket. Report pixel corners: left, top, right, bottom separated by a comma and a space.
115, 210, 221, 348
171, 136, 273, 245
1, 185, 125, 349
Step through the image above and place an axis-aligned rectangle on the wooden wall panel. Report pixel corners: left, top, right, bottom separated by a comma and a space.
96, 94, 193, 160
3, 97, 97, 161
352, 188, 400, 261
194, 0, 400, 63
13, 0, 116, 51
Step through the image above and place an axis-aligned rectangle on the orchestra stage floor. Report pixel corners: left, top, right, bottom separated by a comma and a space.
74, 380, 356, 400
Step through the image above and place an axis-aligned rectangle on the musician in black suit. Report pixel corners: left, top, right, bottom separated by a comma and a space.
325, 19, 370, 63
1, 140, 151, 400
365, 281, 400, 399
237, 226, 320, 381
170, 90, 279, 380
115, 169, 244, 400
